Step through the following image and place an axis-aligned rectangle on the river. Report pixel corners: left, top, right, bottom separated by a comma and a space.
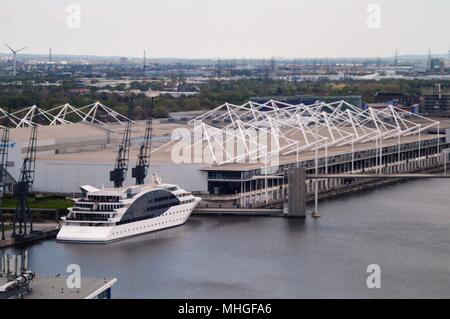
1, 179, 450, 298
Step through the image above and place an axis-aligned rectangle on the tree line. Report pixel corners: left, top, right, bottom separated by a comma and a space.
0, 78, 448, 119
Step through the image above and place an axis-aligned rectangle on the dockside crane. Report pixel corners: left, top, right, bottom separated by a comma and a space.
110, 121, 131, 188
132, 119, 153, 185
12, 125, 37, 238
0, 127, 10, 241
0, 128, 10, 198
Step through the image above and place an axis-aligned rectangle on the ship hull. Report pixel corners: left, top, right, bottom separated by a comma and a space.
57, 198, 200, 243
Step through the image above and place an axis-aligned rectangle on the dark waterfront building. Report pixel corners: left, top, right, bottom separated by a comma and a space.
374, 92, 418, 106
422, 93, 450, 116
205, 134, 448, 198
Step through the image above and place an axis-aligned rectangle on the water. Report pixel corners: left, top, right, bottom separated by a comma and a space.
2, 179, 450, 298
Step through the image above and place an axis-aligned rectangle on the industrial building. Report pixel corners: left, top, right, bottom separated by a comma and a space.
1, 100, 449, 209
162, 99, 447, 208
422, 89, 450, 116
429, 58, 446, 75
421, 84, 450, 115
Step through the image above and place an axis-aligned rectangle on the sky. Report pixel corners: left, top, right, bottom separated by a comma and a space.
0, 0, 449, 59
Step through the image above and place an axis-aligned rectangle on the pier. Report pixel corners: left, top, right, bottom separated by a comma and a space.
195, 160, 450, 218
193, 207, 284, 217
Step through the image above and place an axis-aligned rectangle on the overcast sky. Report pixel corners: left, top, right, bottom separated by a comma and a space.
0, 0, 449, 59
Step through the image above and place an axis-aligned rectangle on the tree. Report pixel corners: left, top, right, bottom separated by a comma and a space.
153, 105, 169, 118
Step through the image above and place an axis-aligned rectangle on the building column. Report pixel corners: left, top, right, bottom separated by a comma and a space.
288, 167, 306, 218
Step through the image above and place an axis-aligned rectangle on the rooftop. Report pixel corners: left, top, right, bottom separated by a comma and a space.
9, 99, 448, 173
81, 182, 176, 196
24, 277, 117, 299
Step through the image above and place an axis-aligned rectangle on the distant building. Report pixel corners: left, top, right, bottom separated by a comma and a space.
429, 58, 445, 75
422, 93, 450, 115
421, 84, 450, 115
69, 88, 89, 95
119, 57, 129, 65
159, 91, 199, 98
374, 92, 417, 106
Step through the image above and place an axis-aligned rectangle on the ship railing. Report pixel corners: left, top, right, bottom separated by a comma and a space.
66, 216, 110, 222
72, 208, 120, 213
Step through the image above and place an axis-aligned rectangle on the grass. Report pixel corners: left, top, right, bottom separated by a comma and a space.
0, 195, 74, 210
1, 225, 12, 231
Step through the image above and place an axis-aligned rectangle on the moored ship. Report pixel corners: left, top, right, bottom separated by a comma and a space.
57, 177, 201, 243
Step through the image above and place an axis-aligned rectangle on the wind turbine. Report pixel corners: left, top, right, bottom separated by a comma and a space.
3, 43, 27, 76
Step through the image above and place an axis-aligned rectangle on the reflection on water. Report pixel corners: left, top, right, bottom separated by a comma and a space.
2, 179, 450, 298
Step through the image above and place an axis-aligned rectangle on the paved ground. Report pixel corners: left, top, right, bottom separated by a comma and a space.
1, 222, 60, 239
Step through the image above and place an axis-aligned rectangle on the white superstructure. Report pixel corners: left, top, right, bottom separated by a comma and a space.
57, 182, 201, 243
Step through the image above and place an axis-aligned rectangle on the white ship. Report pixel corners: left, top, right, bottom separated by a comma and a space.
57, 178, 201, 243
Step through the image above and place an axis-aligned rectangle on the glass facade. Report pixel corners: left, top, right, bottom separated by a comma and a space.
206, 137, 449, 195
118, 189, 180, 225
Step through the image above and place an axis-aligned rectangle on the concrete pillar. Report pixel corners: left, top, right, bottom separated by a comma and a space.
288, 167, 306, 218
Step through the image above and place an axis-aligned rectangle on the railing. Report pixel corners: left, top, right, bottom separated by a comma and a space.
66, 216, 109, 222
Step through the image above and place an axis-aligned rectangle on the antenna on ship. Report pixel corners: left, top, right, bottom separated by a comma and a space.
110, 121, 131, 188
132, 98, 153, 185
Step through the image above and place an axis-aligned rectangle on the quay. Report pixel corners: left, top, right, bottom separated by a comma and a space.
193, 207, 284, 217
194, 164, 450, 217
0, 223, 60, 248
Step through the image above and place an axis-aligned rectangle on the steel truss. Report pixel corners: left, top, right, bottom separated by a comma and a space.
180, 99, 439, 166
0, 101, 134, 128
